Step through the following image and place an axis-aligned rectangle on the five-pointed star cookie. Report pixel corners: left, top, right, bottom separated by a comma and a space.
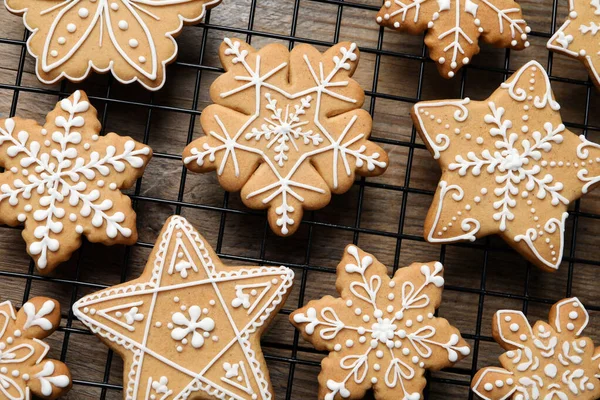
0, 90, 152, 273
0, 296, 71, 399
183, 38, 388, 237
472, 298, 600, 400
376, 0, 531, 78
547, 0, 600, 89
411, 60, 600, 271
73, 215, 294, 400
290, 245, 470, 400
5, 0, 221, 90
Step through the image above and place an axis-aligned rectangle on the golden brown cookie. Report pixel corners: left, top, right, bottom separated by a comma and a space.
0, 297, 72, 399
183, 38, 388, 236
412, 60, 600, 271
4, 0, 221, 90
376, 0, 531, 78
472, 298, 600, 400
0, 90, 152, 273
73, 215, 294, 400
290, 245, 470, 400
547, 0, 600, 89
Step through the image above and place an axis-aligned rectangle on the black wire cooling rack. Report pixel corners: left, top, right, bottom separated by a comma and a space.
0, 0, 599, 399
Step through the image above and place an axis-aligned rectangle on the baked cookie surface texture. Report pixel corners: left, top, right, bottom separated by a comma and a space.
183, 38, 388, 236
412, 60, 600, 271
4, 0, 221, 90
0, 90, 152, 273
0, 297, 71, 400
472, 298, 600, 400
290, 245, 470, 400
73, 215, 294, 400
377, 0, 531, 77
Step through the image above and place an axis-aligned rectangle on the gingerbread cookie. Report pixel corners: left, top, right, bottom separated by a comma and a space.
73, 215, 294, 400
183, 38, 388, 236
376, 0, 531, 78
0, 90, 152, 273
4, 0, 221, 90
412, 60, 600, 271
290, 245, 470, 400
472, 298, 600, 400
0, 297, 71, 399
548, 0, 600, 89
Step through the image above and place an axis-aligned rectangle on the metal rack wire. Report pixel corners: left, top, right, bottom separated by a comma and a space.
0, 0, 598, 399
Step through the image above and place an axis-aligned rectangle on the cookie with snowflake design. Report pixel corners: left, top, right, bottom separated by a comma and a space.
472, 298, 600, 400
0, 90, 152, 273
376, 0, 531, 78
73, 215, 294, 400
0, 296, 72, 399
4, 0, 221, 90
183, 38, 388, 236
547, 0, 600, 89
290, 245, 470, 400
412, 60, 600, 271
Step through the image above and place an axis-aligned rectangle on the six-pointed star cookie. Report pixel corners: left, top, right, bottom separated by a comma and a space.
376, 0, 531, 78
412, 60, 600, 271
290, 245, 470, 400
547, 0, 600, 89
4, 0, 221, 90
73, 215, 294, 400
472, 298, 600, 400
183, 38, 388, 237
0, 90, 152, 273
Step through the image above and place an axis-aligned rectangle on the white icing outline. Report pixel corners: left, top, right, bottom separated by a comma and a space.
73, 215, 294, 400
514, 212, 568, 270
553, 297, 589, 336
472, 368, 517, 400
4, 0, 221, 91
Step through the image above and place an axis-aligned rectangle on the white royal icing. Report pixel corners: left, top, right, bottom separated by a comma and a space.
73, 216, 294, 400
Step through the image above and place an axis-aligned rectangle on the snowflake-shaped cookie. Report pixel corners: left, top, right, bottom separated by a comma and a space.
4, 0, 221, 90
376, 0, 531, 77
0, 297, 71, 399
412, 60, 600, 271
548, 0, 600, 89
290, 245, 470, 400
0, 90, 152, 273
73, 215, 294, 400
183, 38, 388, 236
472, 298, 600, 400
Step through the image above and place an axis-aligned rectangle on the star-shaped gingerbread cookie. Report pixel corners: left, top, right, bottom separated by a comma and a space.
548, 0, 600, 89
0, 296, 71, 399
472, 298, 600, 400
5, 0, 221, 90
73, 215, 294, 400
376, 0, 531, 78
412, 60, 600, 271
290, 245, 470, 400
0, 90, 152, 273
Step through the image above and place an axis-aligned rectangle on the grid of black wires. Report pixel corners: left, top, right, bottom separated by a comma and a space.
0, 0, 598, 398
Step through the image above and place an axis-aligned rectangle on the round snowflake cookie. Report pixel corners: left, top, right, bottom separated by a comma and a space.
290, 245, 470, 400
73, 215, 294, 400
0, 90, 152, 273
376, 0, 531, 78
472, 298, 600, 400
412, 60, 600, 272
183, 38, 389, 237
4, 0, 221, 90
0, 297, 72, 399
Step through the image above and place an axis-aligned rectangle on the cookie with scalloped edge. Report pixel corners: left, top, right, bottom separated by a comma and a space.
0, 90, 152, 273
0, 296, 72, 399
290, 245, 470, 400
4, 0, 221, 90
472, 297, 600, 400
183, 38, 388, 236
376, 0, 531, 78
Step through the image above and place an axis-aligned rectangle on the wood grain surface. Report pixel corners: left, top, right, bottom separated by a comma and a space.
0, 0, 598, 399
